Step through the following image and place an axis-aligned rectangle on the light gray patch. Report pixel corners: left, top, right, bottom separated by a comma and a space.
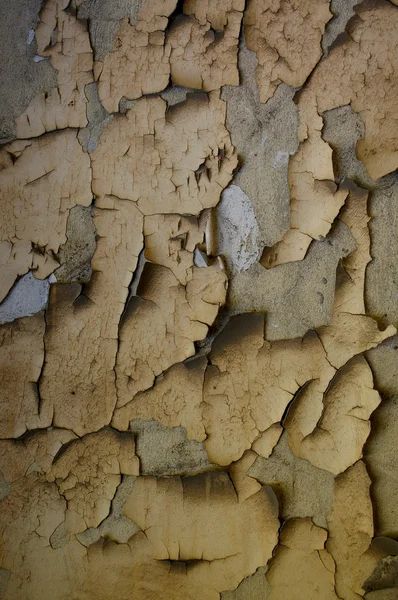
76, 527, 102, 547
110, 475, 137, 514
55, 205, 96, 284
98, 514, 139, 544
229, 219, 356, 340
130, 419, 214, 477
273, 151, 292, 168
161, 86, 189, 107
50, 521, 68, 550
97, 475, 139, 543
73, 0, 144, 61
33, 55, 48, 63
0, 0, 57, 142
193, 248, 209, 268
322, 0, 360, 55
248, 433, 335, 529
222, 34, 298, 249
322, 104, 398, 191
364, 395, 398, 538
366, 336, 398, 398
0, 272, 53, 325
77, 475, 139, 546
26, 28, 35, 44
118, 97, 138, 114
217, 185, 261, 274
366, 183, 398, 329
221, 566, 270, 600
78, 82, 112, 153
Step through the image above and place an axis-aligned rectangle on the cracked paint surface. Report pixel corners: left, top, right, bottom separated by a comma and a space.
0, 0, 398, 598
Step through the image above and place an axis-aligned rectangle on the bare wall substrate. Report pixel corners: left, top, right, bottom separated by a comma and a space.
0, 0, 398, 598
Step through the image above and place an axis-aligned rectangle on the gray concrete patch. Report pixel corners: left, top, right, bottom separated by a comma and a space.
0, 272, 54, 325
217, 185, 261, 274
130, 419, 214, 477
0, 0, 57, 142
222, 35, 298, 249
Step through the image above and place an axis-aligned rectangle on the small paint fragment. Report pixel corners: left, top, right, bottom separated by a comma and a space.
26, 29, 35, 45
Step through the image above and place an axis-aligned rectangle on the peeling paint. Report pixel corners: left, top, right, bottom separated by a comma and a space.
0, 0, 397, 598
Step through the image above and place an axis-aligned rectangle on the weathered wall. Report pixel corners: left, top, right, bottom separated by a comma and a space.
0, 0, 398, 598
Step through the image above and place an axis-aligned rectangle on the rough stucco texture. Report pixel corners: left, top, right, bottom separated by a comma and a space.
0, 0, 398, 598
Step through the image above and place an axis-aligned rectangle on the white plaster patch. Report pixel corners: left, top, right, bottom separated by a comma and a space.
217, 185, 261, 274
0, 271, 54, 325
194, 248, 209, 268
26, 29, 35, 45
273, 151, 292, 168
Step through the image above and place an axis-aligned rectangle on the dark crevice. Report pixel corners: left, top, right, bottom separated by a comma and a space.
167, 0, 186, 29
280, 380, 315, 428
36, 306, 48, 419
